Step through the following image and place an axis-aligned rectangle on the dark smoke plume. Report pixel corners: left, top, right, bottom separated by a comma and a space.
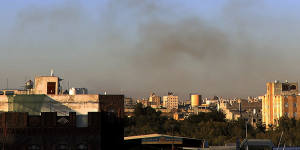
3, 0, 299, 99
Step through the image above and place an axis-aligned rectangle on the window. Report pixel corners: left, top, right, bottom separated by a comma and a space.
28, 145, 41, 150
294, 103, 297, 108
294, 112, 297, 118
5, 91, 14, 95
285, 103, 288, 108
0, 91, 3, 95
282, 83, 289, 91
291, 85, 297, 90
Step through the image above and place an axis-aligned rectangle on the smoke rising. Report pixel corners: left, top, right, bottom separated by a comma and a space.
1, 0, 300, 99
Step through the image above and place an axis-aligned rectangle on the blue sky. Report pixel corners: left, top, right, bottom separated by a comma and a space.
1, 0, 300, 99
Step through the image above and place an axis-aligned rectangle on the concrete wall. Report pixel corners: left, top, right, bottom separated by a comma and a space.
48, 95, 99, 115
0, 95, 9, 112
0, 94, 99, 116
34, 76, 59, 95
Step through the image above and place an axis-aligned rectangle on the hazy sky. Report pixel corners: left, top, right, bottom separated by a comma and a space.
1, 0, 300, 100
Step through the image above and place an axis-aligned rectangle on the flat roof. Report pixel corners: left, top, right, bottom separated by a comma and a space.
125, 134, 202, 141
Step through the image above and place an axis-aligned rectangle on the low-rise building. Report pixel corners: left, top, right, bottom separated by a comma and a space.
218, 99, 262, 127
136, 98, 150, 107
149, 93, 161, 108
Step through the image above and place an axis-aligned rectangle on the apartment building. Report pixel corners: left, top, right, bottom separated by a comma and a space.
262, 80, 299, 128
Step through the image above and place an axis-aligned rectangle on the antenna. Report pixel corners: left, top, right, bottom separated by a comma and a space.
6, 78, 8, 90
68, 81, 70, 90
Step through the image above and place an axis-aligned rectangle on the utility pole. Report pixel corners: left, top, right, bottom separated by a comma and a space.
277, 131, 283, 150
171, 124, 175, 150
245, 121, 248, 150
6, 78, 8, 90
3, 113, 6, 150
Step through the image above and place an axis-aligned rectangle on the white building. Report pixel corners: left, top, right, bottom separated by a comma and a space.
163, 92, 178, 110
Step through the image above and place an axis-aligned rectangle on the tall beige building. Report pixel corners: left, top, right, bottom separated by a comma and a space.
163, 92, 178, 110
149, 93, 161, 108
262, 80, 300, 128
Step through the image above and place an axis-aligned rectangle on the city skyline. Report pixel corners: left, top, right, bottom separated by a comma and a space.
1, 0, 300, 99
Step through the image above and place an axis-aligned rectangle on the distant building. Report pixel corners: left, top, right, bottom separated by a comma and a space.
163, 92, 178, 110
192, 104, 212, 114
190, 94, 202, 107
205, 97, 219, 105
173, 112, 185, 120
262, 80, 299, 128
69, 87, 88, 95
136, 98, 150, 107
218, 99, 262, 127
124, 97, 135, 109
149, 93, 161, 108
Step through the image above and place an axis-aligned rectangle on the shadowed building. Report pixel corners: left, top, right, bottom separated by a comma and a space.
0, 111, 123, 150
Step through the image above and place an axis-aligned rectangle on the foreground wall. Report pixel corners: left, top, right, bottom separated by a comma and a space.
0, 94, 99, 115
0, 112, 123, 150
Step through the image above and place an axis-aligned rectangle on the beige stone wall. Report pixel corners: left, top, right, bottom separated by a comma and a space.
48, 95, 99, 115
0, 94, 99, 115
0, 95, 9, 112
34, 76, 59, 95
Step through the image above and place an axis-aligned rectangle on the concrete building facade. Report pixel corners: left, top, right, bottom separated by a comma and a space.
163, 92, 178, 110
262, 80, 300, 128
149, 93, 161, 108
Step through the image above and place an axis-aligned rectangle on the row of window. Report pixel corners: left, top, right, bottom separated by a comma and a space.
284, 112, 297, 118
0, 91, 15, 95
284, 102, 297, 108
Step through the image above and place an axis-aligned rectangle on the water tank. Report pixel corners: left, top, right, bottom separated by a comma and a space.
69, 88, 76, 95
25, 80, 34, 89
191, 94, 202, 107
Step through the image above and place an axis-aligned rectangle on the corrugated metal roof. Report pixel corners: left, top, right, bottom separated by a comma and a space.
124, 134, 202, 141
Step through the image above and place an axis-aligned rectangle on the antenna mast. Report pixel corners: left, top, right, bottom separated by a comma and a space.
6, 78, 8, 90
